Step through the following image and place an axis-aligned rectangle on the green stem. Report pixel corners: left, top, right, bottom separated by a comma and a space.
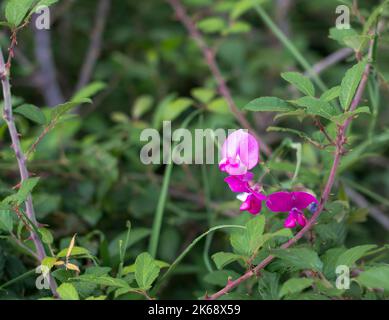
254, 5, 327, 92
0, 269, 35, 291
148, 110, 202, 258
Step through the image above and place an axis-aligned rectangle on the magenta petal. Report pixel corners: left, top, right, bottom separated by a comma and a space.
284, 214, 297, 228
296, 213, 307, 227
240, 194, 262, 215
266, 191, 293, 212
291, 192, 318, 210
224, 176, 249, 193
251, 190, 267, 201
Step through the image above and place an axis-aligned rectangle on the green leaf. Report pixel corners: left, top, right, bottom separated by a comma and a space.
38, 228, 54, 244
244, 97, 295, 112
329, 27, 358, 46
279, 278, 314, 298
14, 104, 46, 125
71, 82, 106, 102
292, 96, 339, 120
320, 86, 341, 102
272, 248, 323, 272
161, 98, 193, 122
57, 283, 79, 300
122, 260, 169, 275
51, 98, 92, 121
2, 178, 40, 206
230, 0, 266, 20
5, 0, 35, 27
197, 17, 226, 33
225, 21, 251, 34
191, 88, 215, 104
211, 252, 241, 270
57, 246, 91, 258
339, 61, 367, 110
74, 275, 129, 289
231, 215, 266, 256
0, 210, 13, 232
207, 98, 230, 114
330, 106, 370, 124
336, 244, 377, 268
281, 72, 315, 96
357, 265, 389, 291
132, 95, 153, 119
203, 270, 240, 287
135, 252, 160, 290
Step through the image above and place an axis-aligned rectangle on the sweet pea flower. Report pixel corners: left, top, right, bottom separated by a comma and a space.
265, 191, 318, 228
237, 190, 267, 215
219, 130, 259, 176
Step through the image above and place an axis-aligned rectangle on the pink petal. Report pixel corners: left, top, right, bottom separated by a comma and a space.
296, 213, 307, 227
224, 176, 250, 193
291, 192, 318, 210
220, 130, 259, 175
240, 194, 262, 215
284, 214, 297, 228
265, 191, 293, 212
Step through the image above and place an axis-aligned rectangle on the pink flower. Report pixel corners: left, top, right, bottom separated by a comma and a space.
238, 190, 267, 215
219, 130, 259, 176
224, 172, 254, 193
265, 191, 318, 228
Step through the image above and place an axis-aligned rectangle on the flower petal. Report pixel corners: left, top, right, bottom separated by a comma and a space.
240, 194, 262, 215
265, 191, 293, 212
291, 192, 318, 210
284, 213, 297, 228
225, 176, 250, 193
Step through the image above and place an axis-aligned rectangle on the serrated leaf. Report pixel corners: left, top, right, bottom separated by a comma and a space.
336, 244, 377, 268
339, 61, 367, 110
244, 97, 295, 112
281, 72, 315, 96
272, 248, 323, 272
329, 27, 359, 46
231, 215, 266, 256
292, 96, 339, 120
5, 0, 35, 27
357, 265, 389, 291
57, 283, 79, 300
279, 278, 314, 298
14, 104, 46, 125
51, 98, 92, 121
320, 86, 341, 102
211, 252, 241, 270
135, 252, 160, 290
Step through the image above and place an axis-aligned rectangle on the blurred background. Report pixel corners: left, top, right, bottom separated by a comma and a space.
0, 0, 389, 299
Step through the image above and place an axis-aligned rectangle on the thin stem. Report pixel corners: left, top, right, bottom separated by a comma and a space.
254, 5, 327, 92
0, 47, 58, 296
206, 42, 373, 300
166, 0, 272, 157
